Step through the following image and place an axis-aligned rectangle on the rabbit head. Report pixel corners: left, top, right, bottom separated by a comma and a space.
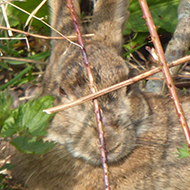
42, 0, 151, 165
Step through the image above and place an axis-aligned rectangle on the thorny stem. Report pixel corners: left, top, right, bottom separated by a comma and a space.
44, 55, 190, 114
66, 1, 110, 189
139, 0, 190, 151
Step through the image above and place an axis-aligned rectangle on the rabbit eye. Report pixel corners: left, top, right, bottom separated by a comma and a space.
59, 86, 67, 97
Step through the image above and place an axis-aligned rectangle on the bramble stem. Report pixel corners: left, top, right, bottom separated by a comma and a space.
67, 1, 110, 189
139, 0, 190, 152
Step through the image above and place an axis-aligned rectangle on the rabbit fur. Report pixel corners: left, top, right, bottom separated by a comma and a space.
11, 0, 190, 189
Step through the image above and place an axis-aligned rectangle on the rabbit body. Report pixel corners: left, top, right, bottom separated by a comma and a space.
11, 0, 190, 189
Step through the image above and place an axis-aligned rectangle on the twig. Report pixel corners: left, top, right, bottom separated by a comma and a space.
25, 0, 47, 28
0, 1, 13, 36
0, 154, 15, 170
43, 55, 190, 113
0, 26, 94, 40
66, 1, 110, 189
3, 1, 80, 48
139, 0, 190, 151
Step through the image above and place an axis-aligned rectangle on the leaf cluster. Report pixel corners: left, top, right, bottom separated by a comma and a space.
1, 92, 56, 155
123, 0, 180, 52
176, 144, 190, 158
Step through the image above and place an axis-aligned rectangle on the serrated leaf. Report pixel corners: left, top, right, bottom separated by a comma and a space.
177, 144, 189, 158
1, 122, 17, 137
29, 123, 48, 137
1, 95, 54, 137
10, 136, 56, 154
21, 96, 54, 136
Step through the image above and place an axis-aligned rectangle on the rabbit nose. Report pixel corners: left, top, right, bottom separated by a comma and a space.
101, 110, 117, 129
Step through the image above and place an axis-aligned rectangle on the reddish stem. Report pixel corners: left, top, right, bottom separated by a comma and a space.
139, 0, 190, 151
67, 1, 110, 189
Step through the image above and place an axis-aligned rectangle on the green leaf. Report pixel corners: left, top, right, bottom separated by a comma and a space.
125, 0, 180, 33
7, 1, 50, 33
176, 144, 190, 158
0, 62, 9, 70
27, 51, 50, 60
123, 32, 148, 57
1, 107, 27, 138
21, 95, 54, 136
6, 51, 50, 65
0, 65, 33, 90
1, 123, 17, 137
1, 96, 54, 137
10, 136, 56, 154
0, 44, 9, 53
13, 75, 35, 86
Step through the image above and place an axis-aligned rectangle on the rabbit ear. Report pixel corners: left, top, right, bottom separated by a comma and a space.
90, 0, 130, 54
49, 0, 81, 36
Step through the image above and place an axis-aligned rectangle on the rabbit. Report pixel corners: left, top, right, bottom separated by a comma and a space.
11, 0, 190, 189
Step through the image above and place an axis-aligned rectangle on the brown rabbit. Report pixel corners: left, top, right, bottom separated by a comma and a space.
11, 0, 190, 189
